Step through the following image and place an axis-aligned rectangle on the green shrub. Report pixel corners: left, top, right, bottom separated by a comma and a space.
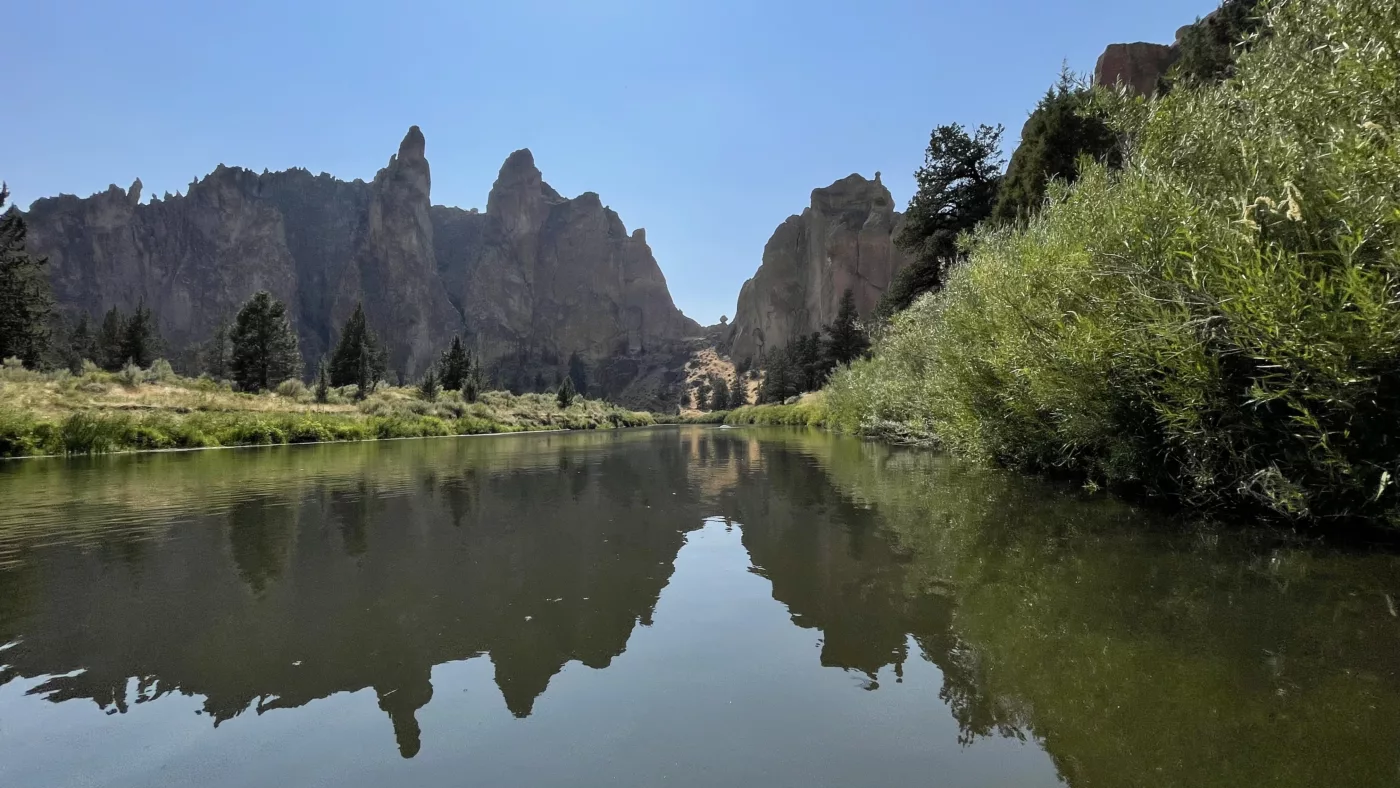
275, 378, 309, 400
147, 359, 176, 383
60, 412, 126, 455
833, 0, 1400, 524
118, 362, 144, 388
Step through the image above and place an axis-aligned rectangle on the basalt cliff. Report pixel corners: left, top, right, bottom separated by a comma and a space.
725, 173, 909, 365
21, 127, 701, 405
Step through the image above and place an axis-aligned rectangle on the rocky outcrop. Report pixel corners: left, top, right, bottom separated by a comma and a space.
22, 127, 699, 402
725, 173, 908, 365
433, 150, 700, 384
1093, 42, 1179, 95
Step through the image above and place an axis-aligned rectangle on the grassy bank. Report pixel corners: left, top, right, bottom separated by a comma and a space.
0, 362, 653, 458
825, 0, 1400, 526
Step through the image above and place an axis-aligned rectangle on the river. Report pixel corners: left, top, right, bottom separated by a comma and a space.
0, 427, 1396, 787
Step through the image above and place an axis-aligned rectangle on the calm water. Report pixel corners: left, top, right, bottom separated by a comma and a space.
0, 427, 1397, 787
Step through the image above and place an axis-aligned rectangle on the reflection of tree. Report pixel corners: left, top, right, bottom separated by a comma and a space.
226, 497, 296, 594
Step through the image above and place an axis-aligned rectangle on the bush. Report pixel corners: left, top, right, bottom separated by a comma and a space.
832, 0, 1400, 524
276, 378, 309, 400
147, 359, 176, 383
118, 362, 144, 388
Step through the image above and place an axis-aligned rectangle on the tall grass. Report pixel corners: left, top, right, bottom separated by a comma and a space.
828, 0, 1400, 525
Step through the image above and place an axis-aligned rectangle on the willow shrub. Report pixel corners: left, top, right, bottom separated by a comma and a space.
829, 0, 1400, 523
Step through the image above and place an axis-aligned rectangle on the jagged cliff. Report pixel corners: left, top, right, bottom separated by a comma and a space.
22, 127, 699, 402
725, 173, 908, 365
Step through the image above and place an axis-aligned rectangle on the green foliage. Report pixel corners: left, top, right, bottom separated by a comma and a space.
201, 317, 232, 379
709, 375, 731, 410
119, 301, 159, 369
314, 359, 330, 403
878, 124, 1004, 320
759, 345, 800, 404
0, 186, 55, 368
824, 288, 870, 367
417, 365, 440, 401
329, 303, 387, 388
830, 0, 1400, 524
1171, 0, 1267, 87
725, 401, 829, 427
567, 352, 588, 396
147, 358, 176, 383
97, 307, 126, 371
556, 374, 576, 408
438, 335, 469, 391
118, 361, 144, 388
66, 313, 95, 374
730, 373, 749, 407
992, 67, 1121, 224
230, 291, 302, 393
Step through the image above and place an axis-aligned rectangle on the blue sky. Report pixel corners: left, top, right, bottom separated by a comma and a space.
6, 0, 1215, 324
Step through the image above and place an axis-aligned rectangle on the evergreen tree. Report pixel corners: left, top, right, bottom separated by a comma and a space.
202, 317, 232, 379
730, 374, 749, 407
824, 288, 871, 368
97, 307, 127, 371
1171, 0, 1266, 87
461, 360, 482, 404
567, 352, 588, 396
679, 388, 691, 409
314, 359, 330, 403
878, 124, 1004, 320
759, 347, 800, 404
120, 301, 159, 368
229, 291, 302, 393
793, 333, 829, 392
438, 335, 469, 391
67, 313, 95, 372
417, 365, 440, 401
710, 375, 731, 410
992, 68, 1121, 225
355, 340, 373, 400
0, 185, 55, 368
557, 374, 576, 408
330, 303, 386, 387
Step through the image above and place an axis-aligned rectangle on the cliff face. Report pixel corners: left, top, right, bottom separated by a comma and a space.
22, 127, 698, 399
726, 173, 908, 365
1093, 42, 1179, 94
432, 150, 700, 374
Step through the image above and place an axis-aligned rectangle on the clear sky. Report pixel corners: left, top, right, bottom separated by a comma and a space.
6, 0, 1215, 325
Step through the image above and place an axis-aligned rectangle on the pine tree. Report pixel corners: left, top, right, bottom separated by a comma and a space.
438, 335, 469, 391
557, 374, 577, 408
418, 364, 440, 401
679, 388, 692, 409
730, 374, 749, 407
0, 185, 55, 368
97, 307, 127, 371
759, 346, 800, 404
355, 340, 373, 401
992, 67, 1120, 225
878, 124, 1004, 320
229, 291, 302, 393
461, 361, 482, 404
120, 301, 159, 368
567, 352, 588, 396
330, 303, 386, 387
792, 333, 828, 392
710, 375, 731, 411
314, 359, 330, 403
202, 317, 232, 379
67, 313, 95, 372
824, 288, 871, 368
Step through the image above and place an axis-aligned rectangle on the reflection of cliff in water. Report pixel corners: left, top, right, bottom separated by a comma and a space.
0, 434, 708, 759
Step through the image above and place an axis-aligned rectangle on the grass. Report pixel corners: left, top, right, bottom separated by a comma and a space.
0, 362, 654, 458
823, 0, 1400, 527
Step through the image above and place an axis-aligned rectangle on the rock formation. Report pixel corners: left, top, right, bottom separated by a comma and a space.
21, 127, 699, 404
725, 173, 908, 365
1093, 42, 1179, 95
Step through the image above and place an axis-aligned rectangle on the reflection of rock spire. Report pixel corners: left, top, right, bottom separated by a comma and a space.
376, 671, 434, 759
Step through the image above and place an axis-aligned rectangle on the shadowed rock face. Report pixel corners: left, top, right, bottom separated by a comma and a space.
21, 128, 698, 396
725, 173, 908, 365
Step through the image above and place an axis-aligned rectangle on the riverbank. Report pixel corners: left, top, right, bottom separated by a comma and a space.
0, 363, 653, 458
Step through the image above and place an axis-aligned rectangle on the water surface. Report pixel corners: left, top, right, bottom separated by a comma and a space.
0, 427, 1397, 787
